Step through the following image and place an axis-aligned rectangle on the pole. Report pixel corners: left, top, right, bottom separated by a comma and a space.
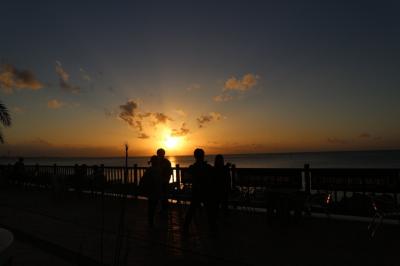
113, 144, 129, 266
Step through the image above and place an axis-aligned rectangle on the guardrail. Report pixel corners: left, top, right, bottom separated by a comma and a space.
1, 163, 399, 216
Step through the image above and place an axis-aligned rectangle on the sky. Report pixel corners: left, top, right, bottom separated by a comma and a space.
0, 0, 399, 157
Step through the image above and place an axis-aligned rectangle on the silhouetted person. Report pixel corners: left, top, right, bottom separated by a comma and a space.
141, 155, 163, 227
92, 165, 105, 198
13, 157, 25, 186
214, 154, 232, 216
156, 148, 172, 212
73, 164, 84, 199
183, 148, 217, 234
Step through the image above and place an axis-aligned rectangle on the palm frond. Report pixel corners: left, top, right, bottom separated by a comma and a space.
0, 101, 11, 127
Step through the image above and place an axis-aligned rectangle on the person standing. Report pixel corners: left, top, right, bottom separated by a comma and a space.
183, 148, 217, 234
141, 155, 163, 227
214, 154, 232, 216
13, 157, 25, 186
156, 148, 172, 212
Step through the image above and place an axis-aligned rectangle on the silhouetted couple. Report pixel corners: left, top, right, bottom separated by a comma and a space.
141, 148, 172, 227
183, 149, 231, 235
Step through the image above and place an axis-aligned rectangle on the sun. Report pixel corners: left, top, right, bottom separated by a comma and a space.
165, 136, 180, 149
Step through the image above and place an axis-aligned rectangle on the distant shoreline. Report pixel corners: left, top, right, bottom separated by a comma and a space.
1, 148, 399, 159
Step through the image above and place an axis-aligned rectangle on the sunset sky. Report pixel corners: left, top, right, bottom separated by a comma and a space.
1, 0, 399, 156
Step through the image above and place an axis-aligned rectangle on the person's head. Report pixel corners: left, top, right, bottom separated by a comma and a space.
214, 154, 224, 167
193, 148, 205, 162
157, 148, 165, 158
149, 155, 158, 166
18, 157, 24, 162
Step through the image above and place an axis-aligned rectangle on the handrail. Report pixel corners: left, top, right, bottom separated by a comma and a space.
1, 163, 399, 195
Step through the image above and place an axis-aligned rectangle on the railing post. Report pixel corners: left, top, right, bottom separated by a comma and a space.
231, 164, 236, 189
176, 164, 181, 187
53, 164, 58, 190
304, 164, 311, 195
133, 164, 138, 187
35, 163, 39, 186
100, 163, 105, 180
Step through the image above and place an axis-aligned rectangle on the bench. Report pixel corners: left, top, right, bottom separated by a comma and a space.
233, 168, 304, 216
309, 168, 400, 236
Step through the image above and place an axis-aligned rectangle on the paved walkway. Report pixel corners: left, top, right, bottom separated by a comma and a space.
0, 188, 399, 266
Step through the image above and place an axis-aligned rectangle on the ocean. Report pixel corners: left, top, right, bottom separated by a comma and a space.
1, 150, 400, 168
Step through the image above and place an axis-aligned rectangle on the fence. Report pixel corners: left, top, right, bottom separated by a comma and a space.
1, 163, 399, 215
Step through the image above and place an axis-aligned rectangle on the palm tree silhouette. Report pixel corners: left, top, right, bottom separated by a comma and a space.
0, 101, 11, 143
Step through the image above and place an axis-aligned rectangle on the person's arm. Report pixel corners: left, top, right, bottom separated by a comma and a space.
167, 160, 173, 175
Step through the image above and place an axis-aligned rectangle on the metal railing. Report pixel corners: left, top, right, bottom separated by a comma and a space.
1, 163, 399, 215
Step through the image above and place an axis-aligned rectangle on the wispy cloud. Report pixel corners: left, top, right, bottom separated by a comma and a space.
171, 123, 190, 136
359, 133, 371, 139
213, 94, 233, 102
138, 133, 150, 139
327, 133, 383, 145
174, 109, 187, 117
30, 138, 53, 146
224, 73, 259, 92
79, 68, 91, 82
214, 73, 259, 102
104, 108, 115, 117
151, 112, 173, 125
47, 99, 64, 109
358, 132, 382, 141
12, 106, 24, 114
55, 61, 80, 93
107, 86, 116, 94
327, 138, 350, 145
197, 112, 223, 128
186, 83, 201, 91
0, 64, 43, 93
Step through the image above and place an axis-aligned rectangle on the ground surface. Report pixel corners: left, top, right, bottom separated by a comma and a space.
0, 188, 399, 266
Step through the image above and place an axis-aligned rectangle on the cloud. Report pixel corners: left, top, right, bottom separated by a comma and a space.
12, 106, 24, 114
214, 73, 259, 102
55, 61, 80, 93
213, 94, 233, 102
328, 133, 384, 145
104, 108, 115, 117
197, 112, 222, 128
138, 133, 150, 139
79, 68, 91, 81
358, 132, 382, 141
327, 138, 350, 145
55, 61, 69, 81
0, 64, 43, 93
171, 123, 190, 137
174, 109, 187, 117
107, 86, 115, 94
118, 100, 173, 139
359, 133, 371, 139
47, 99, 64, 109
30, 138, 53, 146
224, 73, 259, 92
151, 112, 173, 125
119, 100, 139, 127
186, 83, 201, 91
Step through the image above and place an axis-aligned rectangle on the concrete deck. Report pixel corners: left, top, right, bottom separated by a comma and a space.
0, 188, 399, 266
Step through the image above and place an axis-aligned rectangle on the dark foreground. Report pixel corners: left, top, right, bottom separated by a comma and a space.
0, 189, 399, 266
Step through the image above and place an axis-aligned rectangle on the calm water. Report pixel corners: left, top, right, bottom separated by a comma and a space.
1, 150, 400, 168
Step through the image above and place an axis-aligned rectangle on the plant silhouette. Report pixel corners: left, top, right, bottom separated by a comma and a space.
0, 100, 11, 143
